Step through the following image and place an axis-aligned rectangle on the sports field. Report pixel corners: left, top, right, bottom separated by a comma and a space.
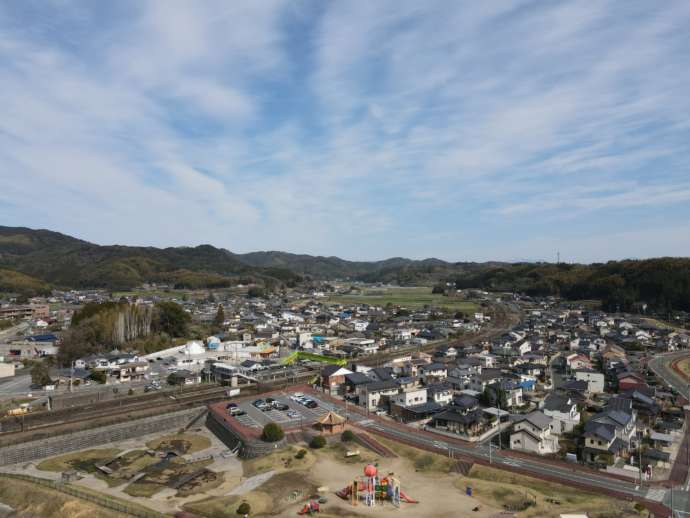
328, 286, 480, 313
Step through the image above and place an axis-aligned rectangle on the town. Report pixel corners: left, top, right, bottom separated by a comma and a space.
1, 282, 690, 517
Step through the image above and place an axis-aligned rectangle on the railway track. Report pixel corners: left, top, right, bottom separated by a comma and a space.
0, 380, 286, 447
0, 385, 230, 446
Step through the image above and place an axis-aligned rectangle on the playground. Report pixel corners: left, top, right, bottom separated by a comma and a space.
334, 464, 418, 508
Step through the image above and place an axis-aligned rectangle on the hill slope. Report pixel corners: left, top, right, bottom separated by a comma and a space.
0, 227, 298, 291
1, 226, 689, 314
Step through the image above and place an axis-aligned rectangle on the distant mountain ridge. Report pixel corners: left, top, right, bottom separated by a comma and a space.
0, 226, 481, 293
2, 226, 689, 314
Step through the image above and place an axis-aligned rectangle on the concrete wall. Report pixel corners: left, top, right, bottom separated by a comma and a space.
206, 411, 287, 459
0, 407, 204, 466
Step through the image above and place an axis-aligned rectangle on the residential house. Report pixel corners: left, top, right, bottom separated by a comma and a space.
541, 393, 581, 434
574, 370, 605, 394
321, 365, 354, 395
510, 411, 560, 455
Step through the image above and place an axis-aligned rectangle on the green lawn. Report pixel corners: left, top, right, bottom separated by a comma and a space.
328, 287, 480, 313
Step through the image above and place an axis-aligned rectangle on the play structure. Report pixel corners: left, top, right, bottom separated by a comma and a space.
297, 499, 320, 515
336, 464, 418, 507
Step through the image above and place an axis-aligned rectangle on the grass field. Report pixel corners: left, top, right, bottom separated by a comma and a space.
0, 477, 125, 518
37, 449, 122, 473
328, 286, 480, 313
145, 432, 211, 455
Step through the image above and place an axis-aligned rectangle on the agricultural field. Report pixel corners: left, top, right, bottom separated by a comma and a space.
328, 286, 481, 313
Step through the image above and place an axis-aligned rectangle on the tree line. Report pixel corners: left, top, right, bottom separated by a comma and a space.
453, 258, 690, 312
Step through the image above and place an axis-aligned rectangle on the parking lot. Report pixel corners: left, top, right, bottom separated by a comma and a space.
225, 392, 341, 430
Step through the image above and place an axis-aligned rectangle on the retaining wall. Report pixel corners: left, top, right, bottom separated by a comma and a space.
0, 407, 204, 466
205, 411, 287, 458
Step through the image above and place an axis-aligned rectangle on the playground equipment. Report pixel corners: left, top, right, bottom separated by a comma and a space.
336, 464, 418, 507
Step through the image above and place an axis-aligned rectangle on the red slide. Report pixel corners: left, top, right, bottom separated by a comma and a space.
336, 486, 352, 500
399, 490, 418, 504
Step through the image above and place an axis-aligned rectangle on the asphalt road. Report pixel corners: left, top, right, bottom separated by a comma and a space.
649, 351, 690, 516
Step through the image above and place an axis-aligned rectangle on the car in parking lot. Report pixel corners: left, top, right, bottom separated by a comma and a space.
230, 408, 246, 417
304, 399, 318, 409
272, 402, 289, 411
252, 399, 270, 410
287, 410, 300, 419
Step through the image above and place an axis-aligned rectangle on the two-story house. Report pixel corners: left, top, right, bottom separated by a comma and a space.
541, 393, 581, 434
510, 411, 560, 455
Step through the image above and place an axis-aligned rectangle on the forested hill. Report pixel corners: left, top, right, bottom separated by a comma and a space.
1, 226, 689, 313
0, 226, 300, 293
454, 259, 690, 312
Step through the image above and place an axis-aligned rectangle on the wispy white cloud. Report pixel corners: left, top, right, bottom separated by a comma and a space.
1, 0, 689, 261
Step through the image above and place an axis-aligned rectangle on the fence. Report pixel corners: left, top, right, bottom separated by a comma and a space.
0, 473, 164, 518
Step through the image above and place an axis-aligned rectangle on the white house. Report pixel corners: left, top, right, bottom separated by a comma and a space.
390, 388, 428, 408
352, 320, 369, 332
541, 393, 581, 434
510, 411, 560, 455
574, 370, 605, 394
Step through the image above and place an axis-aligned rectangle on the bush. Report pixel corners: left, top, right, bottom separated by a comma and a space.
341, 430, 356, 442
236, 502, 251, 515
309, 435, 326, 449
295, 449, 307, 459
261, 423, 285, 443
89, 370, 107, 384
414, 454, 434, 471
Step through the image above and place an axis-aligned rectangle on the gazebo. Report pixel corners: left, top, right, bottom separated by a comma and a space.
317, 411, 347, 434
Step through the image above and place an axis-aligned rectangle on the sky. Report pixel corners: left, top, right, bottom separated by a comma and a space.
1, 1, 690, 263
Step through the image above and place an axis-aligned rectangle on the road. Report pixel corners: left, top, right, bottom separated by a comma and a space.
649, 351, 690, 516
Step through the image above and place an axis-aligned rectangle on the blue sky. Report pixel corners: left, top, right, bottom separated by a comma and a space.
1, 1, 690, 262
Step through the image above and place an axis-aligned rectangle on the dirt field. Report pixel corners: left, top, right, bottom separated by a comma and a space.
185, 439, 501, 518
376, 437, 645, 518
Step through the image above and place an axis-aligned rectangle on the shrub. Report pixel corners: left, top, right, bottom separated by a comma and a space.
295, 449, 307, 459
236, 502, 251, 515
89, 370, 107, 384
261, 423, 284, 443
309, 435, 326, 449
414, 454, 434, 471
341, 430, 356, 442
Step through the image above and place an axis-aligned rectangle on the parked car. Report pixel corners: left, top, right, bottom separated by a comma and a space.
287, 410, 300, 419
272, 402, 289, 411
304, 400, 318, 409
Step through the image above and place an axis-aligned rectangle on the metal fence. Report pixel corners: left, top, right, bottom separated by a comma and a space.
0, 473, 165, 518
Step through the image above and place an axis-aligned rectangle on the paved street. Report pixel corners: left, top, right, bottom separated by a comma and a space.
649, 352, 690, 516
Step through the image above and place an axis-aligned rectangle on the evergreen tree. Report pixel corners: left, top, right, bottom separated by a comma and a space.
213, 304, 225, 328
